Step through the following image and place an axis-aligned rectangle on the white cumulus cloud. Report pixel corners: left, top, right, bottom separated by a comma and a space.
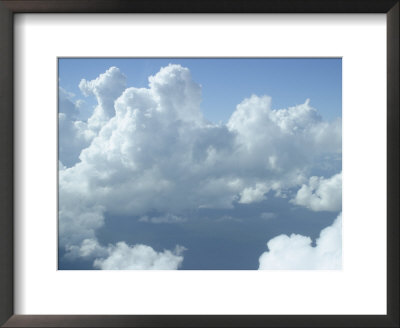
291, 172, 342, 211
94, 243, 185, 270
59, 64, 341, 269
238, 183, 270, 204
258, 213, 342, 270
65, 238, 185, 270
65, 238, 108, 259
79, 66, 127, 122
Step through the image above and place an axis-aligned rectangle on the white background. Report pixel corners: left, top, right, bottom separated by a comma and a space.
14, 14, 387, 315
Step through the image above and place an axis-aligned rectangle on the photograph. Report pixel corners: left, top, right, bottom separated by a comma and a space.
58, 58, 342, 270
1, 0, 397, 325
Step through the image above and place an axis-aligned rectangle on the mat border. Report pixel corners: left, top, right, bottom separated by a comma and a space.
0, 0, 398, 327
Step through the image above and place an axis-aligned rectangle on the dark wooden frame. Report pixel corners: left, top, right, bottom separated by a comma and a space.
0, 0, 398, 327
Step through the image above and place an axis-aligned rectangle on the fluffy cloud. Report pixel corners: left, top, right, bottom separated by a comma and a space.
258, 213, 342, 270
291, 172, 342, 211
93, 243, 185, 270
58, 87, 91, 167
61, 69, 340, 218
238, 183, 270, 204
65, 238, 185, 270
65, 238, 108, 259
59, 64, 341, 269
59, 67, 127, 167
80, 66, 127, 127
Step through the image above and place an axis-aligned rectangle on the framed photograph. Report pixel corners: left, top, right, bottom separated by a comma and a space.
0, 0, 398, 327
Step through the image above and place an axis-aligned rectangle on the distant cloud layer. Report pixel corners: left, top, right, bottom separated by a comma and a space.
59, 64, 342, 270
139, 214, 187, 224
258, 213, 342, 270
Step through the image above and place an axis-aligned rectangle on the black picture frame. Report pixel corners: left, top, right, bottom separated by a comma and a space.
0, 0, 398, 327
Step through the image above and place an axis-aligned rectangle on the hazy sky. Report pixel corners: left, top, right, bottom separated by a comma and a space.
58, 58, 342, 270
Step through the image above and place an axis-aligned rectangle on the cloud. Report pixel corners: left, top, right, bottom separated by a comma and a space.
59, 64, 341, 269
260, 212, 277, 220
238, 183, 270, 204
59, 87, 92, 167
258, 213, 342, 270
58, 203, 106, 248
65, 238, 108, 259
139, 214, 187, 224
61, 79, 340, 218
79, 66, 127, 120
75, 99, 86, 109
93, 243, 185, 270
59, 87, 77, 118
291, 172, 342, 211
65, 238, 185, 270
59, 67, 127, 167
148, 64, 203, 123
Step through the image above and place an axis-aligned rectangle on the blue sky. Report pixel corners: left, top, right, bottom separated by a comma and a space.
58, 58, 342, 270
59, 58, 341, 123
